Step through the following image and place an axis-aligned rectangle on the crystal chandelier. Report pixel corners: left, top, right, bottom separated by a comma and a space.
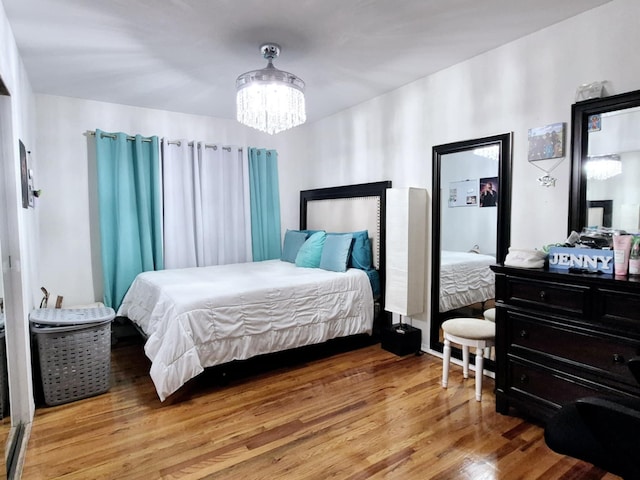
585, 154, 622, 180
236, 44, 306, 135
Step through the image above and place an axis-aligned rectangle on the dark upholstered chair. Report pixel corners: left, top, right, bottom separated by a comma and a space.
544, 358, 640, 479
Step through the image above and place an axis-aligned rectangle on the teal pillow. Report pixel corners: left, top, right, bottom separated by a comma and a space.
295, 231, 327, 268
320, 233, 354, 272
348, 230, 373, 270
364, 268, 381, 298
300, 229, 325, 236
281, 230, 308, 263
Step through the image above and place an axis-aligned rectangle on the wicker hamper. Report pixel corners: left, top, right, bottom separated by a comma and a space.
29, 307, 115, 406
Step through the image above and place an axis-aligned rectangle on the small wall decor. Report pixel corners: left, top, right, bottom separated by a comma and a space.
479, 177, 498, 207
537, 175, 557, 187
527, 122, 565, 161
20, 140, 29, 208
575, 81, 606, 102
19, 141, 38, 207
528, 122, 567, 188
448, 179, 477, 207
588, 114, 601, 132
27, 164, 36, 207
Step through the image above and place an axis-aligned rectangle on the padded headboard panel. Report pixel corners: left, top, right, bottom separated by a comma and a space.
305, 197, 381, 269
300, 181, 392, 305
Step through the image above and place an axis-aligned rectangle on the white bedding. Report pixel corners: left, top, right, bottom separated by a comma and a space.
440, 251, 495, 312
118, 259, 374, 401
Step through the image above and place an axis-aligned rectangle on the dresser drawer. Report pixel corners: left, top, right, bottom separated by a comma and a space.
508, 312, 640, 388
508, 360, 600, 409
504, 276, 589, 316
598, 288, 640, 330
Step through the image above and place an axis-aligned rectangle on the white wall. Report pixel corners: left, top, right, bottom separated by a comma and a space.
0, 0, 38, 424
288, 0, 640, 348
32, 0, 640, 350
34, 95, 303, 306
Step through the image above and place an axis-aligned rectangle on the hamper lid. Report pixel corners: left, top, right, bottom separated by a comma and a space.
29, 307, 115, 326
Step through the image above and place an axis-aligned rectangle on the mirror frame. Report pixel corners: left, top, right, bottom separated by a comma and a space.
430, 133, 513, 352
569, 89, 640, 234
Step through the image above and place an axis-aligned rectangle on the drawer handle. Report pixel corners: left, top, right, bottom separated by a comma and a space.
613, 354, 626, 364
539, 290, 547, 301
519, 374, 529, 384
519, 330, 529, 339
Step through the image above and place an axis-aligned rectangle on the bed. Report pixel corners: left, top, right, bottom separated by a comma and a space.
118, 181, 391, 401
439, 250, 495, 313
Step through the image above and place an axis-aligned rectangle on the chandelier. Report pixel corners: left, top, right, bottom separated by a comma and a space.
236, 44, 306, 135
585, 154, 622, 180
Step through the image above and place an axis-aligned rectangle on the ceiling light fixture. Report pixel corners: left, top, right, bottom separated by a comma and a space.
585, 154, 622, 181
236, 43, 306, 135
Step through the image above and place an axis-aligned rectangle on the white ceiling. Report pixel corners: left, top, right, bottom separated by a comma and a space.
3, 0, 611, 124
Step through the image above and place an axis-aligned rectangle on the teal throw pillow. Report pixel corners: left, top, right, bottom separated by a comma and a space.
349, 230, 373, 270
281, 230, 308, 263
320, 233, 354, 272
295, 231, 327, 268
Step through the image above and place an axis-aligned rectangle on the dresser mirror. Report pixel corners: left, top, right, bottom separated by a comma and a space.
0, 235, 6, 478
430, 133, 512, 353
569, 89, 640, 234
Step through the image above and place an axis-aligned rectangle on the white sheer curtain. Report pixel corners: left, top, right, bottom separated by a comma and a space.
162, 139, 252, 269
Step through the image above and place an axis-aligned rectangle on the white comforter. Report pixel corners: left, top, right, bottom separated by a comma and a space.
440, 251, 495, 312
118, 260, 374, 401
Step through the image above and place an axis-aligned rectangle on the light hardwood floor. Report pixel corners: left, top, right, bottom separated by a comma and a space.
1, 415, 8, 477
21, 337, 620, 479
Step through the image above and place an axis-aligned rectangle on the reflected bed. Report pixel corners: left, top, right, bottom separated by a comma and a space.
440, 250, 495, 312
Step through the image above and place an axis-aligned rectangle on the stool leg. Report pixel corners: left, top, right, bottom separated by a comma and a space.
462, 345, 469, 379
442, 338, 451, 388
475, 347, 484, 401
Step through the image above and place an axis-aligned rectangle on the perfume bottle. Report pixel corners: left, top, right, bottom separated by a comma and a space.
629, 236, 640, 275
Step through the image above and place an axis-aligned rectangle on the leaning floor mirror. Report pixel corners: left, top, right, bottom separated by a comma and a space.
430, 133, 513, 358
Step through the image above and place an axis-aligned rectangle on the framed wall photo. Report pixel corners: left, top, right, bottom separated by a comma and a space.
527, 122, 565, 161
479, 177, 498, 207
587, 114, 602, 132
20, 139, 29, 208
449, 179, 477, 207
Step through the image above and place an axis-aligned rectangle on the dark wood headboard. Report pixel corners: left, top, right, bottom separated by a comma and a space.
299, 181, 392, 318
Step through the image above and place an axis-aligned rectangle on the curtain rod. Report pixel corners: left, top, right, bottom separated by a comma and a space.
86, 132, 242, 151
165, 140, 242, 152
87, 130, 155, 143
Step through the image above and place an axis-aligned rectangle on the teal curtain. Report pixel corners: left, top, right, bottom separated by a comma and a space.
96, 129, 163, 310
248, 147, 281, 261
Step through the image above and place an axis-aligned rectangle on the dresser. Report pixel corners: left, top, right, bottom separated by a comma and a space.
491, 265, 640, 423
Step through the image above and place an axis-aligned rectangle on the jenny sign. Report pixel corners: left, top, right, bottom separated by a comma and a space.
548, 246, 614, 274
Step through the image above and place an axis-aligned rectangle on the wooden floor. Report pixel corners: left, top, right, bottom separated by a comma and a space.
1, 414, 8, 477
20, 338, 619, 480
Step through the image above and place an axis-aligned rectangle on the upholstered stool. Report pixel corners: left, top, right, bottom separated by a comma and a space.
483, 307, 496, 322
441, 316, 496, 401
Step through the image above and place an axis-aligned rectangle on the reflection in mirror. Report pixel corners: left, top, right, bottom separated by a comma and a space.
430, 134, 512, 355
0, 173, 8, 479
0, 82, 12, 479
0, 237, 6, 443
586, 106, 640, 231
587, 200, 613, 228
0, 237, 5, 412
570, 90, 640, 234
